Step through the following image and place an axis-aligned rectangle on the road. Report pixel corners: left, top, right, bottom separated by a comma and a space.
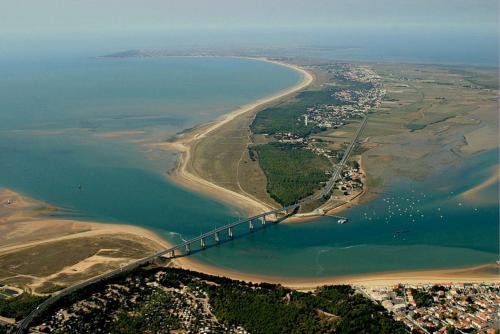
321, 115, 368, 197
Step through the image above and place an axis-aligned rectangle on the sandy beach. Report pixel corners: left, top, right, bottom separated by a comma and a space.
0, 188, 172, 293
173, 256, 499, 290
1, 186, 498, 292
161, 58, 314, 216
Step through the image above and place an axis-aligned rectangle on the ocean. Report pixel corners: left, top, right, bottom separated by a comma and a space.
0, 54, 497, 278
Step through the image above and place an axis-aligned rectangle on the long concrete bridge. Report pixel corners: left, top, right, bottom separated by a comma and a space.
156, 204, 300, 258
16, 115, 369, 333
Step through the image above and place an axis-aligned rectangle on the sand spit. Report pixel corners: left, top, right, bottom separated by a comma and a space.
160, 58, 314, 216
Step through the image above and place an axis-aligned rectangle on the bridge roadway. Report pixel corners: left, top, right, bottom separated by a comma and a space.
16, 116, 369, 333
320, 115, 368, 198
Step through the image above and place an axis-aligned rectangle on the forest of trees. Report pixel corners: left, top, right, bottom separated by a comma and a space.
252, 143, 331, 205
251, 88, 341, 137
29, 266, 408, 334
411, 289, 434, 308
206, 279, 408, 334
0, 293, 47, 320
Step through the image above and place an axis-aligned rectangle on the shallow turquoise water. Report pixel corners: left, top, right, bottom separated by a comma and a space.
0, 56, 301, 239
191, 149, 499, 277
0, 56, 497, 278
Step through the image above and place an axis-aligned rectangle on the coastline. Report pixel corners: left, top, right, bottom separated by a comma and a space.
173, 256, 499, 289
2, 187, 498, 291
2, 59, 498, 293
144, 58, 499, 286
0, 188, 170, 254
159, 58, 314, 216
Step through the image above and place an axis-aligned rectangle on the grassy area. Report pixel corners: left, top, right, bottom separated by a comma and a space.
252, 143, 331, 205
0, 234, 160, 294
0, 235, 155, 279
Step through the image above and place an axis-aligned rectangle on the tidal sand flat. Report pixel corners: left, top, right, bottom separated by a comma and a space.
0, 188, 171, 294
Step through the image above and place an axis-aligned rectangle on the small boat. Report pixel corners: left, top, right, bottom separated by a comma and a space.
77, 184, 82, 191
337, 218, 348, 224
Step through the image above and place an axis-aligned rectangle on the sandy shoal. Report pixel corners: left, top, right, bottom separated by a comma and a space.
0, 218, 170, 255
460, 165, 499, 201
97, 130, 146, 139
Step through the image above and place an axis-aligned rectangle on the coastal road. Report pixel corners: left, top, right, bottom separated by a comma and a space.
309, 114, 368, 201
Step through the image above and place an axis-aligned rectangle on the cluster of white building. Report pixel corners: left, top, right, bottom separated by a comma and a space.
362, 283, 500, 334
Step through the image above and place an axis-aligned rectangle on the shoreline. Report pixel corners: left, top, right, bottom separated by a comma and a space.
173, 256, 499, 289
3, 59, 498, 291
159, 58, 314, 216
140, 57, 499, 286
2, 184, 498, 292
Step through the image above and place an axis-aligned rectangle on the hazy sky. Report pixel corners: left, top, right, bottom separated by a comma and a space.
1, 0, 498, 34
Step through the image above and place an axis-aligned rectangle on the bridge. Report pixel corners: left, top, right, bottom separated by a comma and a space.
16, 115, 369, 333
156, 204, 300, 257
15, 205, 299, 333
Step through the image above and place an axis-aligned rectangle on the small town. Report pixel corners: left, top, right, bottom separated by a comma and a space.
271, 64, 384, 205
301, 64, 386, 130
361, 283, 500, 334
273, 64, 384, 165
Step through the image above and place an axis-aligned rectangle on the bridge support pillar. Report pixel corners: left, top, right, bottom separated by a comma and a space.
170, 250, 175, 258
200, 238, 206, 249
249, 220, 254, 232
260, 216, 266, 225
228, 227, 233, 239
185, 243, 191, 254
214, 232, 220, 243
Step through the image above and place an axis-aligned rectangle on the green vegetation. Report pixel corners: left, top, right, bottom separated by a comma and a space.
34, 266, 408, 334
207, 282, 408, 334
252, 143, 331, 205
0, 324, 10, 334
251, 103, 315, 137
111, 289, 180, 334
251, 89, 340, 137
411, 289, 434, 307
249, 75, 377, 204
0, 293, 48, 320
296, 89, 343, 106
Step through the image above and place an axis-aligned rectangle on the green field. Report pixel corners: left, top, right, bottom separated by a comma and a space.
252, 143, 331, 205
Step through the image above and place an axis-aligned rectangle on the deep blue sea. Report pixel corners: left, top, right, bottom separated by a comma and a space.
0, 52, 497, 278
